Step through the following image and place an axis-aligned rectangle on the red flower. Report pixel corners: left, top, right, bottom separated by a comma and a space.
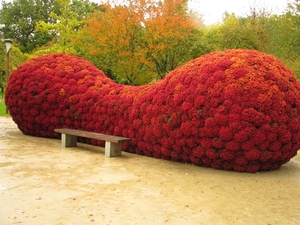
234, 165, 246, 172
245, 149, 261, 161
235, 157, 248, 166
133, 119, 142, 129
241, 108, 267, 127
279, 130, 292, 144
211, 137, 225, 149
192, 147, 205, 158
260, 162, 272, 171
204, 118, 219, 137
29, 108, 39, 117
161, 147, 171, 157
219, 126, 233, 141
182, 102, 193, 112
160, 138, 174, 148
200, 137, 212, 149
47, 94, 57, 103
180, 121, 194, 136
42, 102, 51, 111
206, 149, 218, 159
5, 50, 300, 173
50, 117, 59, 126
266, 132, 278, 142
260, 151, 273, 162
246, 164, 261, 173
220, 150, 235, 160
194, 95, 205, 107
214, 113, 228, 126
233, 68, 248, 79
225, 141, 240, 152
234, 127, 253, 143
250, 130, 267, 145
78, 84, 88, 93
269, 141, 282, 152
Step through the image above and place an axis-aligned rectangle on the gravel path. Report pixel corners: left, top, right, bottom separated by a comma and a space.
1, 116, 300, 225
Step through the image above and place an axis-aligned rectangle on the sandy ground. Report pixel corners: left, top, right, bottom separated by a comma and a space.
0, 116, 300, 225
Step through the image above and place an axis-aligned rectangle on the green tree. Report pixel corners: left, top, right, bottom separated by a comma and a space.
265, 0, 300, 78
0, 43, 29, 97
0, 0, 96, 53
216, 11, 269, 51
286, 0, 300, 55
0, 44, 5, 95
35, 0, 97, 54
200, 5, 272, 53
265, 14, 295, 58
0, 0, 59, 53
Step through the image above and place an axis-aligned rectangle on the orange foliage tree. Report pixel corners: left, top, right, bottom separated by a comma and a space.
73, 0, 202, 85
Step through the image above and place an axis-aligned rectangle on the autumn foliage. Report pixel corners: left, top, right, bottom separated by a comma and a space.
74, 0, 200, 84
5, 49, 300, 172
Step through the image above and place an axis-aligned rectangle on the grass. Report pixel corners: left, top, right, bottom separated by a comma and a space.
0, 100, 10, 117
1, 90, 10, 116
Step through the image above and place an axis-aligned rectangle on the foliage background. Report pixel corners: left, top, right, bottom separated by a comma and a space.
1, 0, 300, 88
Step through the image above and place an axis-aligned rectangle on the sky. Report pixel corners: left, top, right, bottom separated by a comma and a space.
0, 0, 290, 25
189, 0, 289, 25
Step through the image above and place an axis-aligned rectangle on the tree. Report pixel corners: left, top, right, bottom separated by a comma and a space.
0, 0, 59, 53
265, 14, 295, 58
0, 43, 29, 97
215, 11, 269, 51
0, 44, 5, 95
74, 2, 151, 84
35, 0, 97, 54
143, 0, 202, 79
286, 0, 300, 55
266, 0, 300, 78
74, 0, 203, 85
0, 0, 96, 53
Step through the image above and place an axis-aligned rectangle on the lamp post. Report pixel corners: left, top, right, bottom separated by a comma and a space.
4, 39, 12, 114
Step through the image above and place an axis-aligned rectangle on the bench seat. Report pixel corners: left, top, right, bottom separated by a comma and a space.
54, 128, 131, 157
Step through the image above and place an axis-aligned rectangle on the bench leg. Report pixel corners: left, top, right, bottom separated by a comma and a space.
105, 142, 122, 157
61, 134, 77, 147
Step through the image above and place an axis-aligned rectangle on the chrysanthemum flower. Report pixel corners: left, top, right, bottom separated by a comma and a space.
5, 49, 300, 172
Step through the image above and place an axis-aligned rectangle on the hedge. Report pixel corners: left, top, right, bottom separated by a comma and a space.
6, 49, 300, 172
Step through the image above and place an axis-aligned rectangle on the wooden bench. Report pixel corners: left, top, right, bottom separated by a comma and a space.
54, 128, 131, 157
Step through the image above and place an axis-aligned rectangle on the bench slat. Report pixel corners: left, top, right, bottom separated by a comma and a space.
54, 128, 130, 143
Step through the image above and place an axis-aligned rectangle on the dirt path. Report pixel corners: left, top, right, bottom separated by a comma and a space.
0, 116, 300, 225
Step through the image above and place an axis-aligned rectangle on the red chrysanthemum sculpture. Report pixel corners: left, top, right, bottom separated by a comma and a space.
5, 49, 300, 172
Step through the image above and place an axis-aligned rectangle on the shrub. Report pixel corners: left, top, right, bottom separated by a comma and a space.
6, 49, 300, 172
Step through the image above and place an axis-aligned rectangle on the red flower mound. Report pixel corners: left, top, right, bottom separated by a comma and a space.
5, 49, 300, 172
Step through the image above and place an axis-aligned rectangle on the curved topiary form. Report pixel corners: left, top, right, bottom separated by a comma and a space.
5, 49, 300, 172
